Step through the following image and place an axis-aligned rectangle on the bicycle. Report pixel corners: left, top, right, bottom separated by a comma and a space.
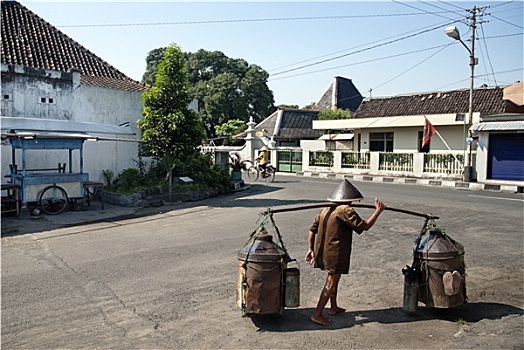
247, 162, 276, 183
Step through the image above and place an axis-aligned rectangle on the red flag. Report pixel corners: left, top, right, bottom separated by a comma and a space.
422, 117, 436, 148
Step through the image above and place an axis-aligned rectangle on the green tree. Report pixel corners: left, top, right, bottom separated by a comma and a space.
138, 43, 205, 193
143, 48, 275, 138
278, 104, 299, 109
318, 108, 352, 134
141, 47, 166, 85
318, 108, 352, 120
215, 119, 247, 145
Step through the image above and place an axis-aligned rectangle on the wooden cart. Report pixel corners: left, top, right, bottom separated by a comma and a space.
8, 136, 92, 215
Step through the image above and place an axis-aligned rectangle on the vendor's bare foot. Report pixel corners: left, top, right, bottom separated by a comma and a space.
329, 307, 346, 315
311, 315, 332, 326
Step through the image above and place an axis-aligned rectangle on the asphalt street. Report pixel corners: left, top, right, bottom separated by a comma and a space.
2, 175, 523, 349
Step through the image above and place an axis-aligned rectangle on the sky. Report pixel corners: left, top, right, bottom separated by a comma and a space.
20, 1, 523, 108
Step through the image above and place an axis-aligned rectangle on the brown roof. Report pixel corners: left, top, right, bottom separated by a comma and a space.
354, 86, 508, 118
236, 108, 322, 140
1, 0, 145, 92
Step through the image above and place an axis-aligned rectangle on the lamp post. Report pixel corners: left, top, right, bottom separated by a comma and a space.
445, 17, 477, 182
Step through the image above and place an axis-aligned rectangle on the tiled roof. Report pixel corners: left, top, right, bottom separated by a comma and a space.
236, 108, 322, 140
276, 109, 322, 139
315, 76, 363, 112
1, 0, 145, 92
354, 86, 507, 118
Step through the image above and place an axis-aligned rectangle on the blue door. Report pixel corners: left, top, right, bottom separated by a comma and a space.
487, 133, 524, 181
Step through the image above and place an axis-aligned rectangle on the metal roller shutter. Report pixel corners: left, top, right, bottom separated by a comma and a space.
488, 133, 524, 181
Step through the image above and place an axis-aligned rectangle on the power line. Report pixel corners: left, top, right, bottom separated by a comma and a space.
434, 68, 523, 90
371, 43, 453, 91
269, 18, 459, 72
56, 12, 461, 28
489, 14, 524, 30
269, 44, 450, 81
269, 32, 521, 82
436, 0, 465, 11
479, 21, 498, 86
270, 22, 457, 77
393, 0, 465, 23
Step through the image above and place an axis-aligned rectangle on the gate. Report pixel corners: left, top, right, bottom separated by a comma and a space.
277, 149, 302, 172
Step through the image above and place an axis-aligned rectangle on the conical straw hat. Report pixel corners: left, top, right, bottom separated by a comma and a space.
327, 179, 364, 202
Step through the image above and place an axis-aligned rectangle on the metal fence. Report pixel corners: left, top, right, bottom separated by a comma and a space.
424, 153, 464, 175
341, 151, 371, 169
309, 151, 334, 167
379, 152, 414, 172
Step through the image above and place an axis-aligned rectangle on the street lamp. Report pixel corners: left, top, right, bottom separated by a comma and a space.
445, 25, 477, 182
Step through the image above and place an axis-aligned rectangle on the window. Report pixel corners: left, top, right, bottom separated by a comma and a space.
3, 94, 9, 100
39, 97, 55, 104
418, 131, 430, 153
370, 132, 393, 152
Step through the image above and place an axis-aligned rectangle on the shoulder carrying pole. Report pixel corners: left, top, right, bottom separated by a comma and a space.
263, 203, 438, 220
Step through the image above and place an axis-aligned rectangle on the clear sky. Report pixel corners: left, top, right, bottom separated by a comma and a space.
21, 1, 523, 108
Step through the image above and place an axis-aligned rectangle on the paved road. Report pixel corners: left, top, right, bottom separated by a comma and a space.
2, 175, 523, 349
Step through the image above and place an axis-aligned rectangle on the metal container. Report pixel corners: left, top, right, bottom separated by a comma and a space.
284, 265, 300, 308
237, 234, 287, 315
415, 228, 467, 308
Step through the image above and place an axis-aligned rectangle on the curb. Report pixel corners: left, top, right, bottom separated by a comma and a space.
295, 172, 523, 193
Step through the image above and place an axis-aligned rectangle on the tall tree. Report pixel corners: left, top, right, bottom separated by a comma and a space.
138, 43, 205, 192
143, 48, 275, 138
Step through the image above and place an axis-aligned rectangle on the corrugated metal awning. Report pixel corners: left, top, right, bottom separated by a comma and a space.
470, 121, 524, 132
1, 117, 138, 142
1, 117, 135, 136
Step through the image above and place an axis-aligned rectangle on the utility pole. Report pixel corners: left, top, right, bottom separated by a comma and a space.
464, 6, 479, 183
445, 6, 486, 182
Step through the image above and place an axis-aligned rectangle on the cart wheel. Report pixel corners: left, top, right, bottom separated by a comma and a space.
247, 166, 259, 181
39, 185, 68, 215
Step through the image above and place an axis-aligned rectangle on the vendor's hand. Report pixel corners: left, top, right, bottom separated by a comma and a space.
305, 250, 315, 265
375, 198, 386, 214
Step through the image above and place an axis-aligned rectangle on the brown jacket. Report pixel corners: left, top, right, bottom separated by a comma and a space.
310, 205, 366, 274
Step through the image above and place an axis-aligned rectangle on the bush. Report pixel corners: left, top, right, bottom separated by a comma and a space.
106, 153, 230, 194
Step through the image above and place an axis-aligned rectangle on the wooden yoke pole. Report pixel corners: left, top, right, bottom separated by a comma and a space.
264, 203, 438, 220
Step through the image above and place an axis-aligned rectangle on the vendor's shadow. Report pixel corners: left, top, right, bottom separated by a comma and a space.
249, 302, 524, 332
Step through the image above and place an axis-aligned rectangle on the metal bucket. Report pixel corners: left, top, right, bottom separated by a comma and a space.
415, 228, 467, 308
237, 234, 287, 315
284, 265, 300, 308
402, 275, 419, 313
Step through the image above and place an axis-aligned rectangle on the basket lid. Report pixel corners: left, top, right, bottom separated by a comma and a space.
238, 234, 286, 262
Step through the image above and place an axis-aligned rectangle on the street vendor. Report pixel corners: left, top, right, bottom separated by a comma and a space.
305, 179, 386, 326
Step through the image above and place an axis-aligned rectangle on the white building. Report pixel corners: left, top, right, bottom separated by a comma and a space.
1, 0, 145, 184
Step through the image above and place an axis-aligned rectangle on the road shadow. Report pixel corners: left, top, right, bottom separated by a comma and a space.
249, 302, 524, 332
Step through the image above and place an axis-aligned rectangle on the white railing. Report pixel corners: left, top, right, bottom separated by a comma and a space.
379, 152, 414, 172
341, 151, 370, 169
424, 153, 464, 175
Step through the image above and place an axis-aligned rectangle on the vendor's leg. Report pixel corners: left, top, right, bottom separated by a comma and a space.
328, 274, 346, 315
311, 273, 340, 325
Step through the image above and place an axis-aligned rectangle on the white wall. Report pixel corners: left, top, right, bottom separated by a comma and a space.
74, 85, 143, 182
1, 64, 143, 184
356, 126, 468, 153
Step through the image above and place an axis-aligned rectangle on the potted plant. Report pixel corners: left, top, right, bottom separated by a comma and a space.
229, 152, 251, 181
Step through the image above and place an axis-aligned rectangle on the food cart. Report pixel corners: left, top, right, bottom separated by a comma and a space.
1, 117, 137, 215
7, 134, 90, 214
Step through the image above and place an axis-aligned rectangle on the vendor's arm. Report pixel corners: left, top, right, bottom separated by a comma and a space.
361, 198, 386, 231
305, 230, 315, 264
